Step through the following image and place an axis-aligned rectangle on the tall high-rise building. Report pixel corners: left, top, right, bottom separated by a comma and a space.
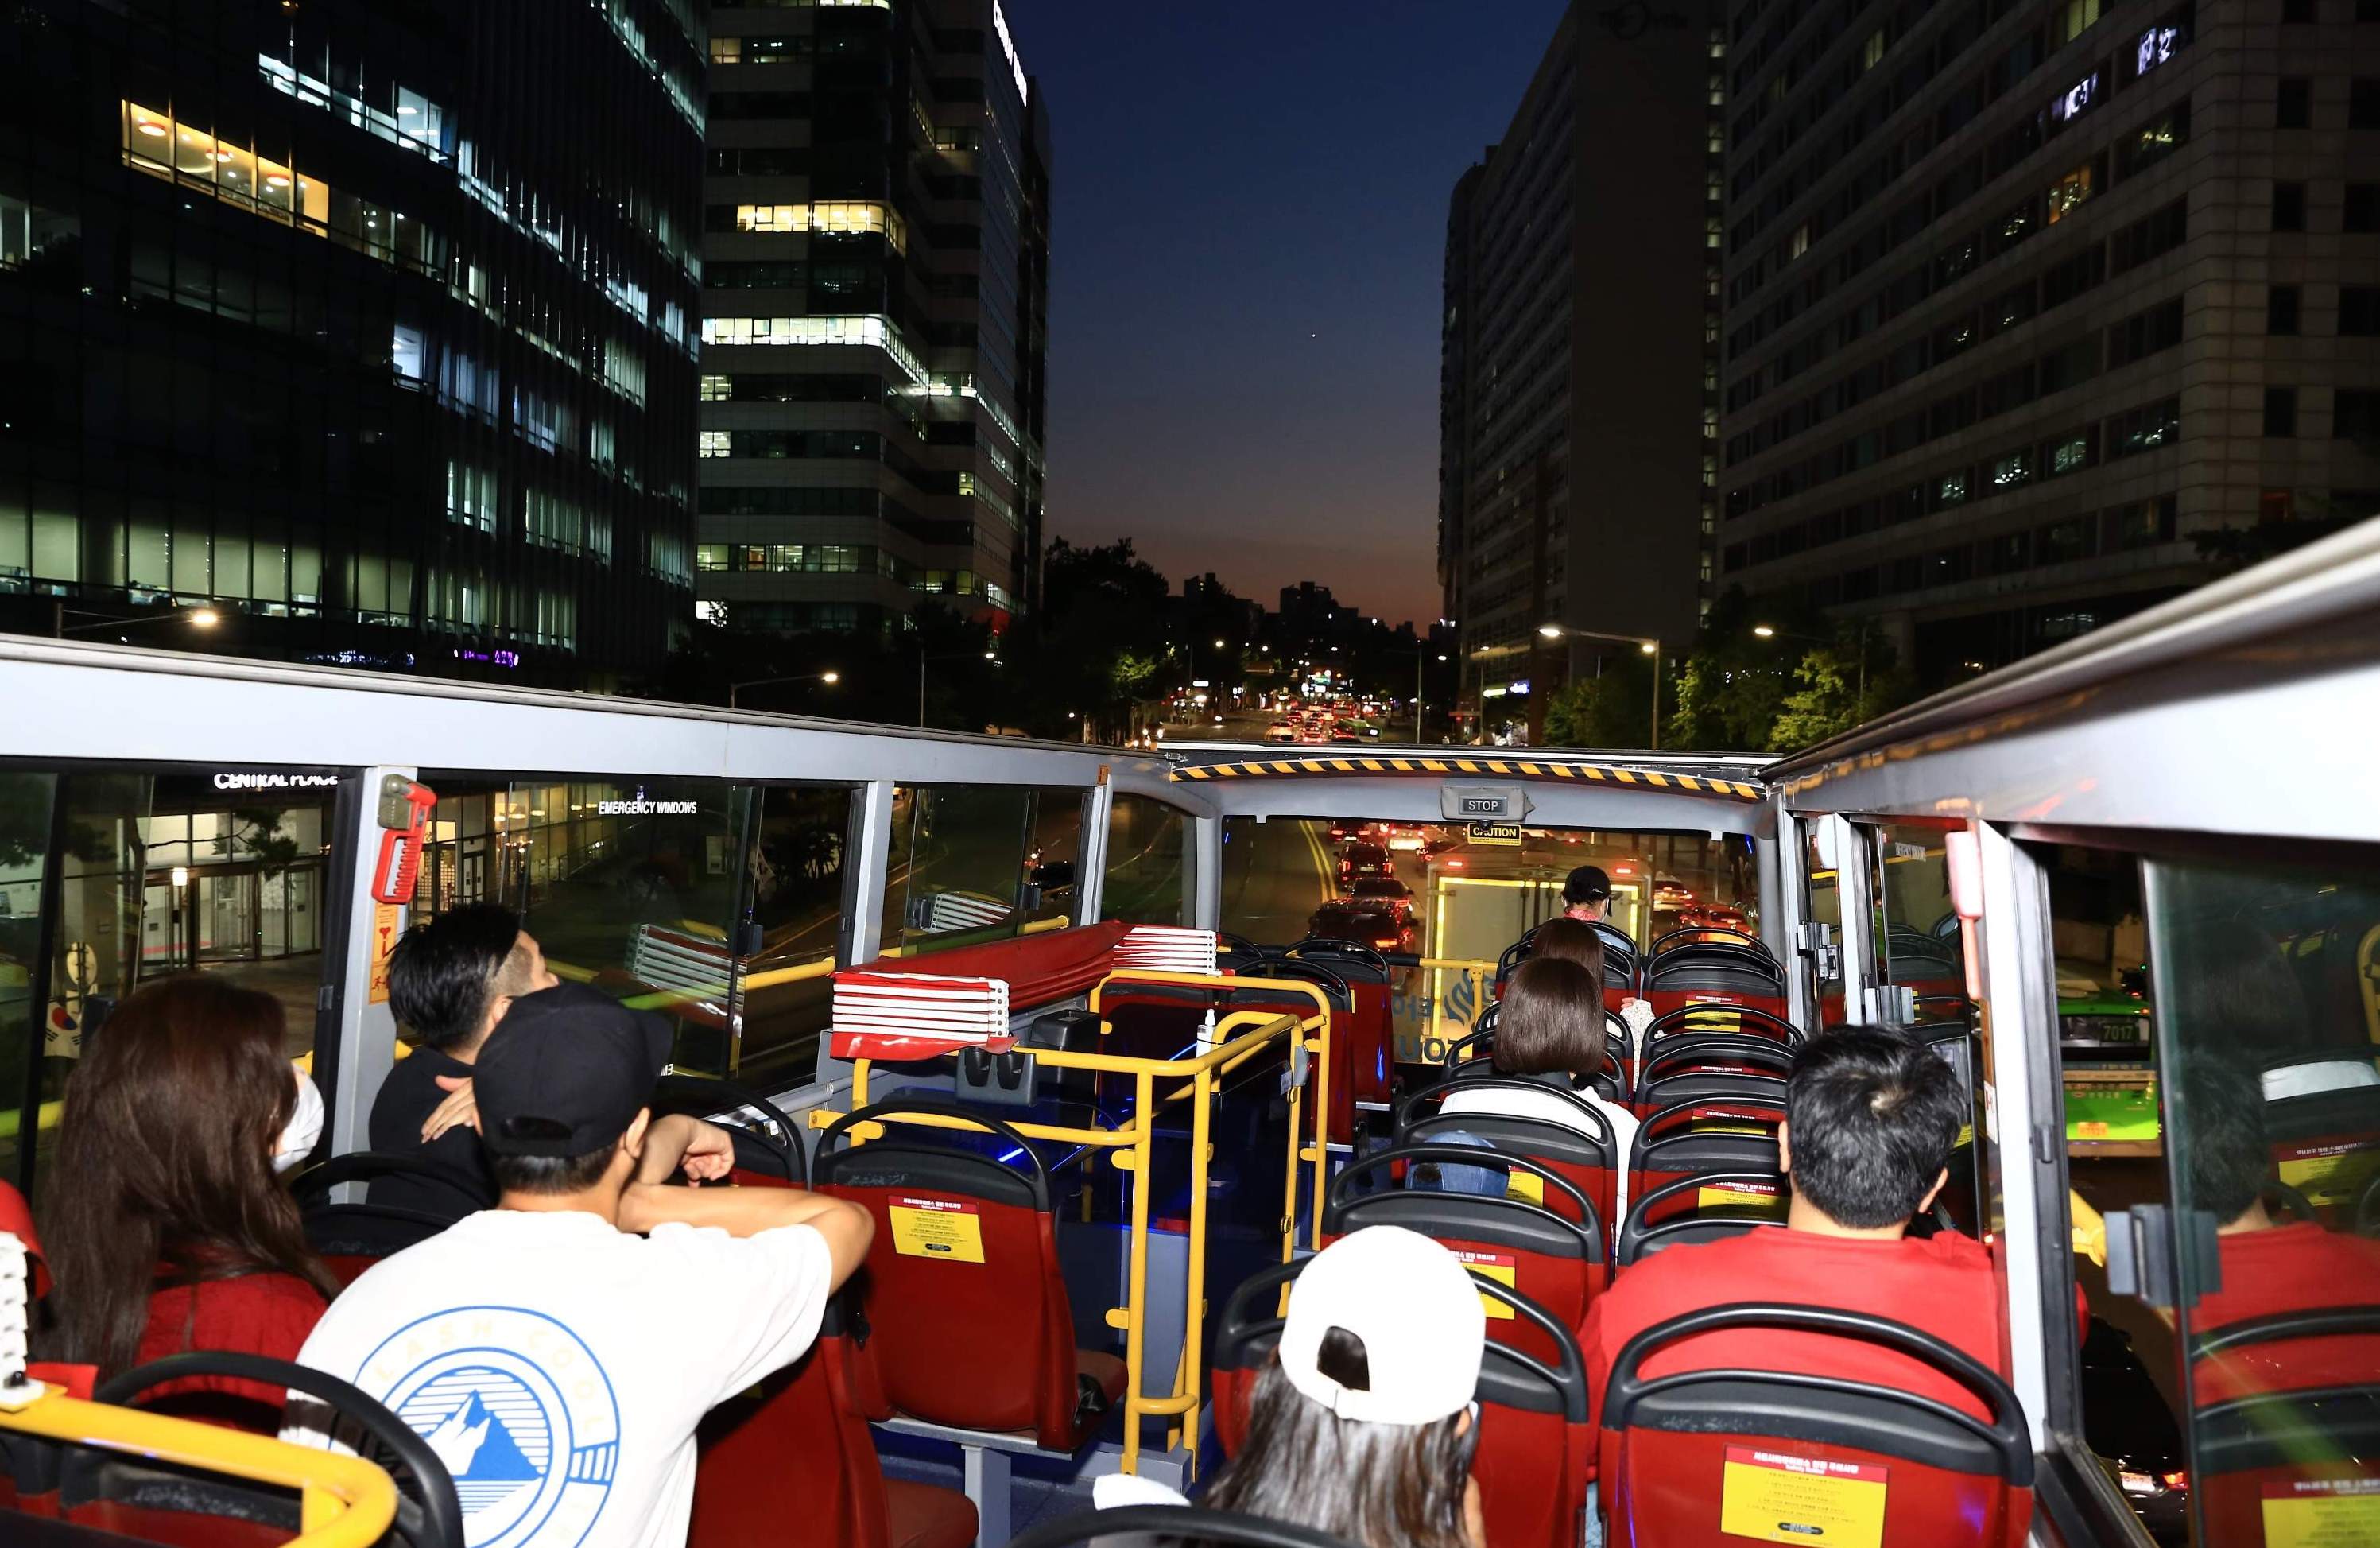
696, 0, 1050, 638
1439, 1, 1726, 735
1716, 0, 2380, 683
0, 1, 707, 688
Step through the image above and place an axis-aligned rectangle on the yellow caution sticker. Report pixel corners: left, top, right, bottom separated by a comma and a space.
1506, 1170, 1545, 1206
2277, 1135, 2380, 1209
888, 1195, 985, 1263
2261, 1477, 2380, 1546
1699, 1181, 1786, 1215
1451, 1248, 1516, 1320
1719, 1446, 1887, 1548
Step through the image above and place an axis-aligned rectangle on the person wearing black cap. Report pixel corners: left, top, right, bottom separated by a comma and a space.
284, 984, 873, 1548
1561, 864, 1612, 922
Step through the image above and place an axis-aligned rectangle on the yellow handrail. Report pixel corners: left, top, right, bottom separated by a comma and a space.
1414, 956, 1497, 1064
811, 968, 1331, 1478
0, 1383, 397, 1546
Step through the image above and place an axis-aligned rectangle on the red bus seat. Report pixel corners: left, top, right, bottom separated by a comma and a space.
2191, 1308, 2380, 1545
1498, 922, 1638, 994
1099, 962, 1355, 1143
1639, 942, 1789, 1024
1634, 1034, 1794, 1119
1616, 1173, 1789, 1267
1400, 1076, 1622, 1232
1440, 1010, 1634, 1105
815, 1100, 1126, 1453
1629, 1099, 1784, 1230
1211, 1257, 1592, 1548
1601, 1303, 2033, 1547
1324, 1145, 1604, 1364
289, 1151, 474, 1286
1634, 1007, 1800, 1085
1278, 941, 1394, 1109
692, 1294, 975, 1548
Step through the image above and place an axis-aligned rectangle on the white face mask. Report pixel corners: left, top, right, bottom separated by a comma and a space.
274, 1066, 325, 1174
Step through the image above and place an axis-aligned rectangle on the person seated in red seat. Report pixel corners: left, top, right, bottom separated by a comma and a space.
1095, 1226, 1489, 1548
38, 976, 339, 1430
1441, 953, 1640, 1216
2176, 1061, 2380, 1404
1581, 1025, 2006, 1478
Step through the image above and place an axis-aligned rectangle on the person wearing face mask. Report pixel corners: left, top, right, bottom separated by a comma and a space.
37, 975, 341, 1431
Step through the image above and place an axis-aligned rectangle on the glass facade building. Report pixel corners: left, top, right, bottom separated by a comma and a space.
698, 0, 1051, 638
0, 0, 705, 687
1715, 0, 2380, 682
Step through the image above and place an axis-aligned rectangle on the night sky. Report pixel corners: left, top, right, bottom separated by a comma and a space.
1010, 1, 1571, 630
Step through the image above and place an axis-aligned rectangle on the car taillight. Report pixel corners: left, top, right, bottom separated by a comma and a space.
1375, 937, 1400, 949
2162, 1471, 2187, 1491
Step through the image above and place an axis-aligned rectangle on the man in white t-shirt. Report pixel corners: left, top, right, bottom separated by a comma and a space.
285, 985, 873, 1548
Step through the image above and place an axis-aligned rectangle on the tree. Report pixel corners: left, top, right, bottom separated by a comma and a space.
1541, 658, 1656, 749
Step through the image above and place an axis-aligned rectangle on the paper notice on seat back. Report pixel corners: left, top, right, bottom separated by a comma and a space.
1448, 1248, 1516, 1320
1719, 1447, 1886, 1548
2262, 1477, 2380, 1546
2276, 1134, 2380, 1209
887, 1195, 985, 1263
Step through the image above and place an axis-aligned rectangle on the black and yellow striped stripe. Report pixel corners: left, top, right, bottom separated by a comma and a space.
1168, 755, 1763, 802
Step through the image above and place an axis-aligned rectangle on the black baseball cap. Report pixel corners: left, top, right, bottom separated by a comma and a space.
1564, 864, 1612, 904
475, 984, 673, 1158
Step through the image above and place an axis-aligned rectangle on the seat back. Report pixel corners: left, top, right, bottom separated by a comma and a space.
815, 1100, 1088, 1449
2262, 1060, 2380, 1228
1400, 1076, 1619, 1228
1638, 1007, 1801, 1086
1603, 1303, 2033, 1548
288, 1151, 475, 1283
653, 1072, 808, 1189
1281, 940, 1394, 1107
1634, 1034, 1795, 1117
1211, 1259, 1591, 1548
1640, 942, 1789, 1021
2191, 1309, 2380, 1546
1647, 926, 1766, 960
1325, 1146, 1603, 1361
1616, 1172, 1790, 1267
76, 1352, 463, 1548
1498, 923, 1638, 992
1006, 1504, 1366, 1548
1444, 1015, 1633, 1104
1630, 1099, 1785, 1228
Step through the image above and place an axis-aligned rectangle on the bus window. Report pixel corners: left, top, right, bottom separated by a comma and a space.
880, 786, 1082, 958
1803, 823, 1843, 1022
2149, 858, 2380, 1546
1874, 823, 1966, 1009
1104, 795, 1187, 926
413, 776, 750, 1074
738, 786, 853, 1086
0, 771, 55, 1189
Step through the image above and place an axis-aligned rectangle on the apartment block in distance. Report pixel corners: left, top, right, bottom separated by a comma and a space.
0, 0, 707, 687
1440, 0, 1726, 735
698, 0, 1051, 637
1716, 0, 2380, 682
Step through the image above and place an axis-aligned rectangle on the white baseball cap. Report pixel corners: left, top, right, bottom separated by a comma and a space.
1277, 1226, 1485, 1426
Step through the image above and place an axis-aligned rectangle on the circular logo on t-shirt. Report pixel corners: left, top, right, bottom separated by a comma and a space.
359, 1307, 621, 1548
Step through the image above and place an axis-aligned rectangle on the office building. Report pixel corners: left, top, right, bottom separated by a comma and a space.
0, 0, 707, 687
696, 0, 1051, 638
1716, 0, 2380, 682
1439, 0, 1726, 732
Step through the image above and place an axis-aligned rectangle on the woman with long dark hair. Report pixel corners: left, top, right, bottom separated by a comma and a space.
1098, 1227, 1487, 1548
41, 974, 338, 1426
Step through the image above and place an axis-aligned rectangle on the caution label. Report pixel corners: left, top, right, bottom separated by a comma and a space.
2277, 1135, 2380, 1209
1719, 1447, 1887, 1548
1506, 1170, 1545, 1207
2261, 1476, 2380, 1547
888, 1196, 984, 1263
369, 902, 401, 1005
1699, 1181, 1786, 1216
1450, 1248, 1516, 1320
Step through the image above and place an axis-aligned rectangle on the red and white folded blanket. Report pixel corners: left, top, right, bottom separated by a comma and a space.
1114, 925, 1219, 977
830, 970, 1012, 1061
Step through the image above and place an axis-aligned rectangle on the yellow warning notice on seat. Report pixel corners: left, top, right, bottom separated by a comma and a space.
1506, 1170, 1545, 1206
1699, 1182, 1785, 1215
2277, 1136, 2380, 1209
1450, 1248, 1516, 1319
2262, 1476, 2380, 1546
888, 1195, 984, 1263
1719, 1446, 1886, 1548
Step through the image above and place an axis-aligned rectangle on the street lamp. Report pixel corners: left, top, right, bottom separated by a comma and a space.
917, 647, 1000, 727
728, 669, 839, 709
55, 603, 219, 638
1754, 621, 1870, 703
1538, 623, 1665, 749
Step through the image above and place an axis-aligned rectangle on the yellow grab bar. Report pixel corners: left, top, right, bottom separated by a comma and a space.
0, 1383, 397, 1545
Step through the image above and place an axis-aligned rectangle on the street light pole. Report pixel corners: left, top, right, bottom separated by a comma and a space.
54, 604, 221, 639
1537, 624, 1662, 749
729, 670, 839, 709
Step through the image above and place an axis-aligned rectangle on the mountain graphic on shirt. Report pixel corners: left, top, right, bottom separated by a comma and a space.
424, 1390, 540, 1483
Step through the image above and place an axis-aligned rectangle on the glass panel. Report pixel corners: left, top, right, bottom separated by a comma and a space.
879, 786, 1031, 957
1875, 823, 1967, 1010
739, 786, 851, 1085
1024, 790, 1083, 933
0, 772, 56, 1188
1804, 822, 1846, 1022
413, 776, 750, 1073
1104, 795, 1187, 927
2149, 856, 2380, 1547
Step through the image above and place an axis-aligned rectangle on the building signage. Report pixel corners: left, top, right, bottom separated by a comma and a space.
992, 0, 1029, 103
2050, 70, 2100, 122
211, 772, 341, 791
1441, 785, 1528, 823
2134, 24, 2180, 76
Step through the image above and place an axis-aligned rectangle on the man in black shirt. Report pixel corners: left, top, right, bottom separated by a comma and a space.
373, 903, 558, 1219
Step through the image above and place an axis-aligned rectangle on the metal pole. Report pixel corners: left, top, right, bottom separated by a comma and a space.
917, 650, 928, 728
1414, 650, 1425, 743
1649, 640, 1662, 751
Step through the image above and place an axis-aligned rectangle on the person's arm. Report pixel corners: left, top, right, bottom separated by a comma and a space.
634, 1113, 738, 1185
619, 1183, 874, 1286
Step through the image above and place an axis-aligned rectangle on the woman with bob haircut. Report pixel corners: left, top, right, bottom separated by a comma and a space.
41, 975, 339, 1427
1097, 1226, 1488, 1548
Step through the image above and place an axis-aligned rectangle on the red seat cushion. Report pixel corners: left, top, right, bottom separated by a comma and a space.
884, 1480, 978, 1548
